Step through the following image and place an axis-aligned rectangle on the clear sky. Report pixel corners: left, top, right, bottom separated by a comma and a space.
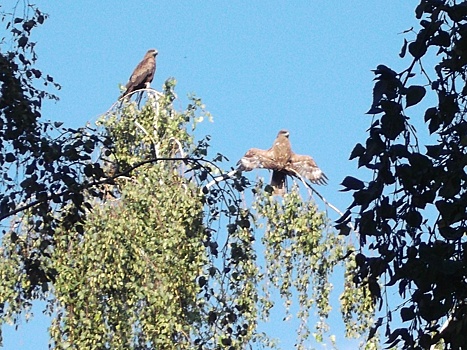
2, 1, 421, 349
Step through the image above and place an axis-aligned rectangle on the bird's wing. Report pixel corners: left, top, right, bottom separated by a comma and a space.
121, 54, 156, 98
237, 148, 276, 171
237, 148, 289, 195
126, 55, 155, 88
286, 154, 328, 185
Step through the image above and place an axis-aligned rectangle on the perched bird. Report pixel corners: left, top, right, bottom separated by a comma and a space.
121, 49, 158, 98
237, 130, 327, 195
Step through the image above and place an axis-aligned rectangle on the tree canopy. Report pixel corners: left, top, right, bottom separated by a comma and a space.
338, 1, 467, 348
0, 3, 374, 349
7, 1, 467, 349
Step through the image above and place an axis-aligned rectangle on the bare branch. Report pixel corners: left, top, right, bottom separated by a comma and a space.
203, 170, 238, 191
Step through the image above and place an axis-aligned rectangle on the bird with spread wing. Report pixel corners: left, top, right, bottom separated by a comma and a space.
121, 49, 158, 99
237, 129, 327, 195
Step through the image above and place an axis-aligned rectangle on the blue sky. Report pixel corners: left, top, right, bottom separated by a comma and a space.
2, 1, 422, 349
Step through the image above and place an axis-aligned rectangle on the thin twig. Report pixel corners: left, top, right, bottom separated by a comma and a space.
288, 169, 343, 217
118, 88, 164, 102
99, 88, 164, 118
287, 169, 358, 234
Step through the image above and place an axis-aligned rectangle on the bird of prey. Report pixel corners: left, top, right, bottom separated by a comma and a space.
121, 49, 158, 98
237, 130, 327, 195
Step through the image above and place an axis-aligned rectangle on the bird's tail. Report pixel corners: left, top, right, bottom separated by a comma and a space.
271, 171, 287, 196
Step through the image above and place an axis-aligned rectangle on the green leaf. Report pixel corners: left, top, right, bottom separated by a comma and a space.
340, 176, 365, 191
5, 153, 16, 162
18, 36, 28, 48
408, 39, 427, 59
399, 38, 408, 58
431, 30, 450, 47
405, 85, 426, 107
367, 317, 382, 341
349, 143, 365, 160
381, 112, 405, 140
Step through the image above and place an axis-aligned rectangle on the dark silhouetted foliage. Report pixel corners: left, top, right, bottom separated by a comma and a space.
340, 1, 467, 348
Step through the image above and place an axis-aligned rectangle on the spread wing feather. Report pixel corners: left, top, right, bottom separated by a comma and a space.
237, 147, 289, 195
237, 148, 276, 171
286, 154, 328, 185
126, 59, 154, 89
237, 131, 327, 195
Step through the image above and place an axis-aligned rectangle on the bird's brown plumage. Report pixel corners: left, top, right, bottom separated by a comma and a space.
121, 49, 158, 98
237, 130, 327, 195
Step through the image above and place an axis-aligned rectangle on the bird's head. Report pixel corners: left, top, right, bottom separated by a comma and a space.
148, 49, 158, 56
277, 129, 290, 138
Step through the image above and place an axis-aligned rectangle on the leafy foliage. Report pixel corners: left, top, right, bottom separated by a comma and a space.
50, 111, 208, 348
0, 2, 377, 349
0, 4, 117, 345
0, 81, 377, 348
34, 88, 371, 348
254, 185, 372, 347
340, 1, 467, 348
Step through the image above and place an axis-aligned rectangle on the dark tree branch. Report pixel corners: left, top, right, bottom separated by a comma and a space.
0, 156, 213, 221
